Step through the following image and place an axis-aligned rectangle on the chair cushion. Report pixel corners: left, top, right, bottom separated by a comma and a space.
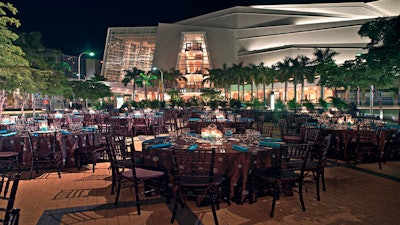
0, 151, 19, 157
283, 135, 303, 142
121, 168, 164, 180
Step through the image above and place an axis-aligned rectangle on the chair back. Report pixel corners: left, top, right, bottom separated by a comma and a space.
320, 134, 332, 161
105, 135, 122, 178
281, 143, 312, 173
261, 125, 274, 138
304, 128, 320, 145
110, 118, 130, 137
28, 131, 61, 161
278, 119, 288, 138
0, 173, 20, 224
172, 148, 216, 184
357, 129, 378, 145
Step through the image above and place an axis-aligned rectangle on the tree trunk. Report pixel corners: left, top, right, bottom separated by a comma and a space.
250, 80, 254, 102
242, 83, 245, 102
0, 90, 5, 120
263, 82, 266, 106
284, 81, 288, 102
32, 95, 36, 117
320, 85, 325, 100
372, 89, 383, 120
237, 78, 240, 101
294, 79, 297, 102
132, 82, 136, 101
144, 84, 148, 101
255, 81, 259, 100
20, 98, 26, 117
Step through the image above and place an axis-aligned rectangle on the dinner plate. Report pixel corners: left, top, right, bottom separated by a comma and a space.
227, 138, 239, 141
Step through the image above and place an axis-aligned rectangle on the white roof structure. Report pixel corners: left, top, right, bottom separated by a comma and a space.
103, 0, 399, 96
151, 0, 399, 69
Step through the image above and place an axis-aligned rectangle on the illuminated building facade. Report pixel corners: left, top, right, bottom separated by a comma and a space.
101, 0, 399, 103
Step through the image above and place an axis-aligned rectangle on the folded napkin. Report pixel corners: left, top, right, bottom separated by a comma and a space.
188, 144, 198, 151
386, 124, 400, 129
232, 144, 249, 152
61, 130, 71, 135
259, 141, 281, 148
189, 118, 200, 121
0, 130, 7, 134
263, 137, 282, 142
0, 132, 17, 137
82, 126, 97, 132
224, 131, 233, 136
155, 136, 169, 139
150, 142, 172, 149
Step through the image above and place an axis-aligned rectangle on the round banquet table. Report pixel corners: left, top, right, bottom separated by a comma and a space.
142, 138, 281, 203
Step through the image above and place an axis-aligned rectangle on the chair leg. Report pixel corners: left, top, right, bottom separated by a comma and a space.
16, 156, 21, 173
92, 157, 96, 173
211, 203, 219, 225
316, 171, 321, 201
270, 182, 279, 218
29, 163, 34, 180
170, 191, 180, 223
57, 164, 62, 178
321, 168, 326, 192
111, 176, 116, 195
134, 182, 141, 215
115, 179, 121, 206
299, 180, 306, 211
377, 151, 382, 169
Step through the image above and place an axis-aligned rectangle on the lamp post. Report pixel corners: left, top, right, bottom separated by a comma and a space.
77, 51, 94, 80
153, 67, 164, 101
76, 51, 94, 109
79, 74, 89, 109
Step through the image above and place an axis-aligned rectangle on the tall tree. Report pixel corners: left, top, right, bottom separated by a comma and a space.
0, 2, 30, 118
292, 55, 314, 102
70, 80, 113, 104
276, 57, 293, 102
122, 67, 143, 101
16, 32, 70, 112
136, 71, 157, 101
358, 15, 400, 78
313, 48, 339, 100
230, 62, 246, 101
163, 68, 186, 89
248, 63, 260, 102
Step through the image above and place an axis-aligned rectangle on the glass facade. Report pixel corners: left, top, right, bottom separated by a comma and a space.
176, 32, 211, 96
101, 27, 157, 82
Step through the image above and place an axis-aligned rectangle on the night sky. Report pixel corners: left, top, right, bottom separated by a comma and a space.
6, 0, 370, 57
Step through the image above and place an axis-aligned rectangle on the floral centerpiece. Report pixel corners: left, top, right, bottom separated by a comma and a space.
201, 124, 222, 140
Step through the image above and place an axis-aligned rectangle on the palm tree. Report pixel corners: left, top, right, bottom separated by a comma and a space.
276, 57, 293, 102
136, 71, 158, 101
291, 55, 313, 102
230, 62, 247, 101
298, 55, 315, 101
313, 48, 339, 100
122, 67, 144, 101
248, 63, 260, 102
219, 63, 231, 100
164, 68, 186, 89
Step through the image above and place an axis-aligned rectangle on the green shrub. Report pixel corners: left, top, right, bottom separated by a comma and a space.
275, 99, 285, 111
329, 97, 348, 111
287, 99, 300, 110
318, 98, 329, 110
302, 99, 315, 111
